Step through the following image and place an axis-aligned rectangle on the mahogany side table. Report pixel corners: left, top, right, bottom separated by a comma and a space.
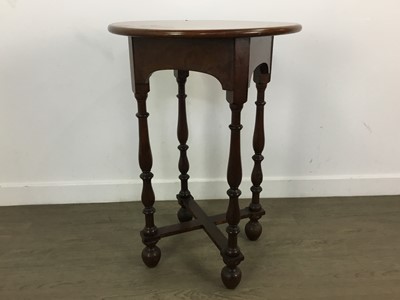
108, 20, 301, 289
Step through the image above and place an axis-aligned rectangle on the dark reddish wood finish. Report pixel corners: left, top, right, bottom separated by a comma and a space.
108, 20, 301, 38
110, 20, 301, 289
245, 65, 270, 241
134, 84, 161, 268
174, 70, 193, 223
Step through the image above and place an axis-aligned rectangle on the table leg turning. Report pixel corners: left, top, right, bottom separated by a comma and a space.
135, 83, 161, 268
174, 70, 194, 223
221, 103, 245, 289
246, 64, 270, 241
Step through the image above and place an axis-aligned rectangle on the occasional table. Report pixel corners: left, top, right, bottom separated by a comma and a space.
108, 20, 301, 289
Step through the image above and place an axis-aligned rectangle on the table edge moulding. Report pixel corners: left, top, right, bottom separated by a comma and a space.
107, 20, 302, 289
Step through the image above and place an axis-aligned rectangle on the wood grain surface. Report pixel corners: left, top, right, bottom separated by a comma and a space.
108, 20, 301, 38
1, 196, 400, 299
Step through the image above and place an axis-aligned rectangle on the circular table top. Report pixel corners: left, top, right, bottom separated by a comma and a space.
108, 20, 302, 38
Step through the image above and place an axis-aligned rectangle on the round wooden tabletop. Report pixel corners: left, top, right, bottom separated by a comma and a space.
108, 20, 302, 38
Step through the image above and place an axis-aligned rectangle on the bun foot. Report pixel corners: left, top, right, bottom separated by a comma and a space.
245, 220, 262, 241
142, 245, 161, 268
177, 207, 193, 223
221, 266, 242, 289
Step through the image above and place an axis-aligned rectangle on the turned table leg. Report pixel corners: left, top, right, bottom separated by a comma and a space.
174, 70, 194, 223
245, 66, 269, 241
135, 83, 161, 268
221, 103, 245, 289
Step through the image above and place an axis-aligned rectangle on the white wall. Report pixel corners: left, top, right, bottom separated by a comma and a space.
1, 0, 400, 205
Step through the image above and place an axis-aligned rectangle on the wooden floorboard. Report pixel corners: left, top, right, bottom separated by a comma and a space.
1, 196, 400, 299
